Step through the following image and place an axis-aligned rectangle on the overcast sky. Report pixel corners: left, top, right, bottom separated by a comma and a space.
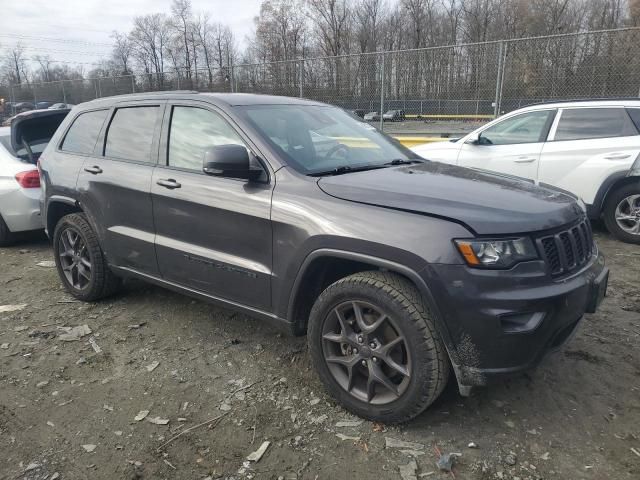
0, 0, 263, 69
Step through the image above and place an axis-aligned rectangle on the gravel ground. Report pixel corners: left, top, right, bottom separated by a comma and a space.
0, 223, 639, 480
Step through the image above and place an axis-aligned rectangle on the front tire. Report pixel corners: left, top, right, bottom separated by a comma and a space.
308, 271, 450, 424
603, 184, 640, 244
53, 213, 121, 301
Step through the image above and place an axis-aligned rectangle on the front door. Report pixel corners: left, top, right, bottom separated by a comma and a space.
151, 103, 273, 310
457, 109, 556, 181
76, 102, 162, 275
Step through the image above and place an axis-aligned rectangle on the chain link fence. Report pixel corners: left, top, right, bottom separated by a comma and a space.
2, 28, 640, 130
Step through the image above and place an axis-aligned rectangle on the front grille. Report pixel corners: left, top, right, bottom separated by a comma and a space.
537, 219, 593, 277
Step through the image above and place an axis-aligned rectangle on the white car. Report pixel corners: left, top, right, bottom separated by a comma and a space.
0, 109, 69, 246
412, 100, 640, 244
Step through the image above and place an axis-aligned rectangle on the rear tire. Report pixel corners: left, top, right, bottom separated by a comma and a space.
0, 215, 14, 247
308, 271, 450, 424
53, 213, 121, 301
603, 184, 640, 244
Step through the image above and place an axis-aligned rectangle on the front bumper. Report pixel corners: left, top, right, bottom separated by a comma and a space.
425, 249, 608, 388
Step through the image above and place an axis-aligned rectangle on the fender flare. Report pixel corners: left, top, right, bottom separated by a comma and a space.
44, 195, 80, 235
589, 169, 640, 219
286, 248, 461, 372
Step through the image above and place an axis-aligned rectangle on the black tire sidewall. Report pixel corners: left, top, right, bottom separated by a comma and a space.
603, 184, 640, 244
308, 276, 442, 423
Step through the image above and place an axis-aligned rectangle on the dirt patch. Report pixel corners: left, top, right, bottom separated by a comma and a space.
1, 225, 639, 479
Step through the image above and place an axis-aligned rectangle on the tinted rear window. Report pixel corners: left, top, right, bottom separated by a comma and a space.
554, 108, 638, 141
104, 106, 159, 162
61, 109, 109, 155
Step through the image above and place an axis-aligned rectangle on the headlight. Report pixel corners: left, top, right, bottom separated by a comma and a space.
454, 237, 538, 268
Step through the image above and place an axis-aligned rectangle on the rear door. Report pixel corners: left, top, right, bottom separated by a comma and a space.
538, 107, 640, 204
151, 102, 273, 310
457, 109, 556, 181
76, 101, 163, 275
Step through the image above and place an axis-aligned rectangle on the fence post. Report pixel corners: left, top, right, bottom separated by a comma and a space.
131, 75, 135, 93
494, 41, 504, 118
61, 81, 67, 103
299, 59, 304, 98
9, 85, 15, 115
379, 53, 385, 131
230, 65, 235, 93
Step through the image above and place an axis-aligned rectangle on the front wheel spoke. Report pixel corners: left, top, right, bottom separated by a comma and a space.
616, 214, 636, 221
382, 356, 410, 377
326, 355, 358, 368
322, 331, 345, 344
362, 313, 387, 334
334, 308, 353, 337
80, 257, 91, 269
369, 363, 399, 397
378, 336, 404, 356
59, 249, 73, 258
352, 302, 368, 332
71, 266, 80, 288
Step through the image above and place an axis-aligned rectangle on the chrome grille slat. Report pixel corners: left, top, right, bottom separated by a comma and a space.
537, 219, 593, 277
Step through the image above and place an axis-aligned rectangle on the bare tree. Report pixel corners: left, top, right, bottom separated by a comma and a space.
111, 31, 133, 75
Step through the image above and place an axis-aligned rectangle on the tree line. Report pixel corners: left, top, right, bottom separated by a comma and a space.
1, 0, 640, 108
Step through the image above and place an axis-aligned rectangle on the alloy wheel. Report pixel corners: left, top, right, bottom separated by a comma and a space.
321, 300, 411, 405
58, 227, 92, 290
615, 194, 640, 236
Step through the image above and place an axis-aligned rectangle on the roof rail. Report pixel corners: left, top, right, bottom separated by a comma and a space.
524, 97, 640, 107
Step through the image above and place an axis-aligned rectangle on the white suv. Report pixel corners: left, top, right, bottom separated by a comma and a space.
412, 100, 640, 244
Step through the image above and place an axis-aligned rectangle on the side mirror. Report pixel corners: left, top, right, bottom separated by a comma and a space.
465, 132, 480, 145
203, 144, 262, 181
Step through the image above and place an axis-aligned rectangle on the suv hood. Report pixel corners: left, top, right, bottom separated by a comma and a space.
317, 162, 584, 235
11, 109, 70, 153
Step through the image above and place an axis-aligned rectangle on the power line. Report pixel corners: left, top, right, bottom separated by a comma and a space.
0, 33, 113, 47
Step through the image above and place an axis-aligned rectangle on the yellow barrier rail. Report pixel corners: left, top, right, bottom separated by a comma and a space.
328, 136, 449, 148
404, 114, 494, 120
392, 136, 448, 147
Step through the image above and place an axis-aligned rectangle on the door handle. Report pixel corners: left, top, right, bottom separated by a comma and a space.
156, 178, 181, 189
513, 156, 536, 163
604, 153, 631, 160
84, 166, 103, 174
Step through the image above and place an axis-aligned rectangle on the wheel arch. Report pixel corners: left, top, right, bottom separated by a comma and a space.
287, 249, 456, 355
590, 171, 640, 219
46, 196, 83, 237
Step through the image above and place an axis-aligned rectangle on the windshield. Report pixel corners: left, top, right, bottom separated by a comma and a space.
237, 104, 419, 175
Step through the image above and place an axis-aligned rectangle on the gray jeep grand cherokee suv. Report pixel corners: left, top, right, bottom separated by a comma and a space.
40, 92, 608, 423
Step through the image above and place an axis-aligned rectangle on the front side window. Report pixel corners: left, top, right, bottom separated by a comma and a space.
104, 106, 159, 162
554, 108, 638, 141
61, 109, 109, 155
168, 106, 246, 170
479, 110, 553, 145
237, 104, 419, 174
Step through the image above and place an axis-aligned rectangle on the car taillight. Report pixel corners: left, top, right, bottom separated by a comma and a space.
15, 170, 41, 188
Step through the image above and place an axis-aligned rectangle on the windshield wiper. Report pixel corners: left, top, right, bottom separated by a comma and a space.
384, 159, 424, 166
309, 164, 389, 177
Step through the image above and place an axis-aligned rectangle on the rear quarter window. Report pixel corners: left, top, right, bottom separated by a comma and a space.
626, 108, 640, 132
61, 109, 109, 155
554, 108, 638, 141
